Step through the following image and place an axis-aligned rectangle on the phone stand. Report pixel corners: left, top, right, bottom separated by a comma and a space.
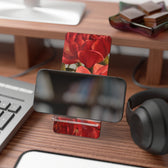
33, 33, 126, 139
34, 69, 126, 139
52, 32, 111, 138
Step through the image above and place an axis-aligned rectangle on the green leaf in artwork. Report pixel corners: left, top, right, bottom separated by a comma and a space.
104, 55, 109, 65
61, 63, 66, 71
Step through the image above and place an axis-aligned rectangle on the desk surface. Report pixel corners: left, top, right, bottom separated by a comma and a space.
0, 43, 168, 168
0, 1, 168, 50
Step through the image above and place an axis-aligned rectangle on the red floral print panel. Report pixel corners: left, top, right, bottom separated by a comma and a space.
53, 116, 101, 139
62, 32, 112, 75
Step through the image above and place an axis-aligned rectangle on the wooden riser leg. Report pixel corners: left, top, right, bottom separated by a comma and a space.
14, 36, 44, 68
146, 49, 163, 85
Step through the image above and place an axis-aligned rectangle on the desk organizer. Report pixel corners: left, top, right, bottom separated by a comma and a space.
109, 1, 168, 37
33, 33, 126, 138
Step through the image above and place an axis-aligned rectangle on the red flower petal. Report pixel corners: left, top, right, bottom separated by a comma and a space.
62, 53, 79, 64
62, 39, 79, 64
93, 64, 108, 76
76, 66, 91, 74
102, 36, 112, 55
66, 32, 77, 43
80, 40, 94, 51
78, 50, 104, 68
75, 33, 85, 47
91, 39, 107, 58
91, 36, 112, 58
88, 34, 99, 40
93, 63, 103, 73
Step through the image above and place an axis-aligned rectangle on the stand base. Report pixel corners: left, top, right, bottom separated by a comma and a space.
53, 116, 101, 139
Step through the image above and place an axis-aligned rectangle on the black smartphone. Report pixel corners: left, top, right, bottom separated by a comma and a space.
34, 69, 126, 122
14, 150, 143, 168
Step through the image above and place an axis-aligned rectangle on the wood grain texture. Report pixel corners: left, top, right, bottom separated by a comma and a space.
0, 43, 168, 168
146, 49, 163, 85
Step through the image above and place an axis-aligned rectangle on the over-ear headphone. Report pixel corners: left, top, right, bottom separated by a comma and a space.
126, 88, 168, 155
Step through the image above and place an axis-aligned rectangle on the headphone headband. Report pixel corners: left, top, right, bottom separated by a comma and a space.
126, 88, 168, 124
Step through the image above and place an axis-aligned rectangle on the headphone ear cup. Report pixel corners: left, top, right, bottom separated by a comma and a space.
129, 106, 153, 150
130, 98, 168, 155
150, 98, 168, 154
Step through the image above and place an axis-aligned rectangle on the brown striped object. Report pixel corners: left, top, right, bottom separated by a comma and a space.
138, 1, 162, 15
144, 12, 168, 27
119, 7, 145, 23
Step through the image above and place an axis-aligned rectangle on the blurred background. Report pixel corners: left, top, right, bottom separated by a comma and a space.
0, 0, 167, 58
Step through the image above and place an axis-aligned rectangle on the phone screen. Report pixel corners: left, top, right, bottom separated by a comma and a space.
14, 150, 143, 168
34, 70, 126, 122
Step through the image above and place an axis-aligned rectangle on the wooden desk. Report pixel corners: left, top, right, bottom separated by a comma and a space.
0, 1, 167, 85
0, 42, 168, 168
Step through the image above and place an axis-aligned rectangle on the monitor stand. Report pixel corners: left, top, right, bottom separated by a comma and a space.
0, 0, 85, 25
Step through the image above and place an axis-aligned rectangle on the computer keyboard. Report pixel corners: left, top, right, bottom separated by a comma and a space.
0, 76, 34, 152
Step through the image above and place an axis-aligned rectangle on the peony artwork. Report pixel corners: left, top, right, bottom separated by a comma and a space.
62, 32, 112, 76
